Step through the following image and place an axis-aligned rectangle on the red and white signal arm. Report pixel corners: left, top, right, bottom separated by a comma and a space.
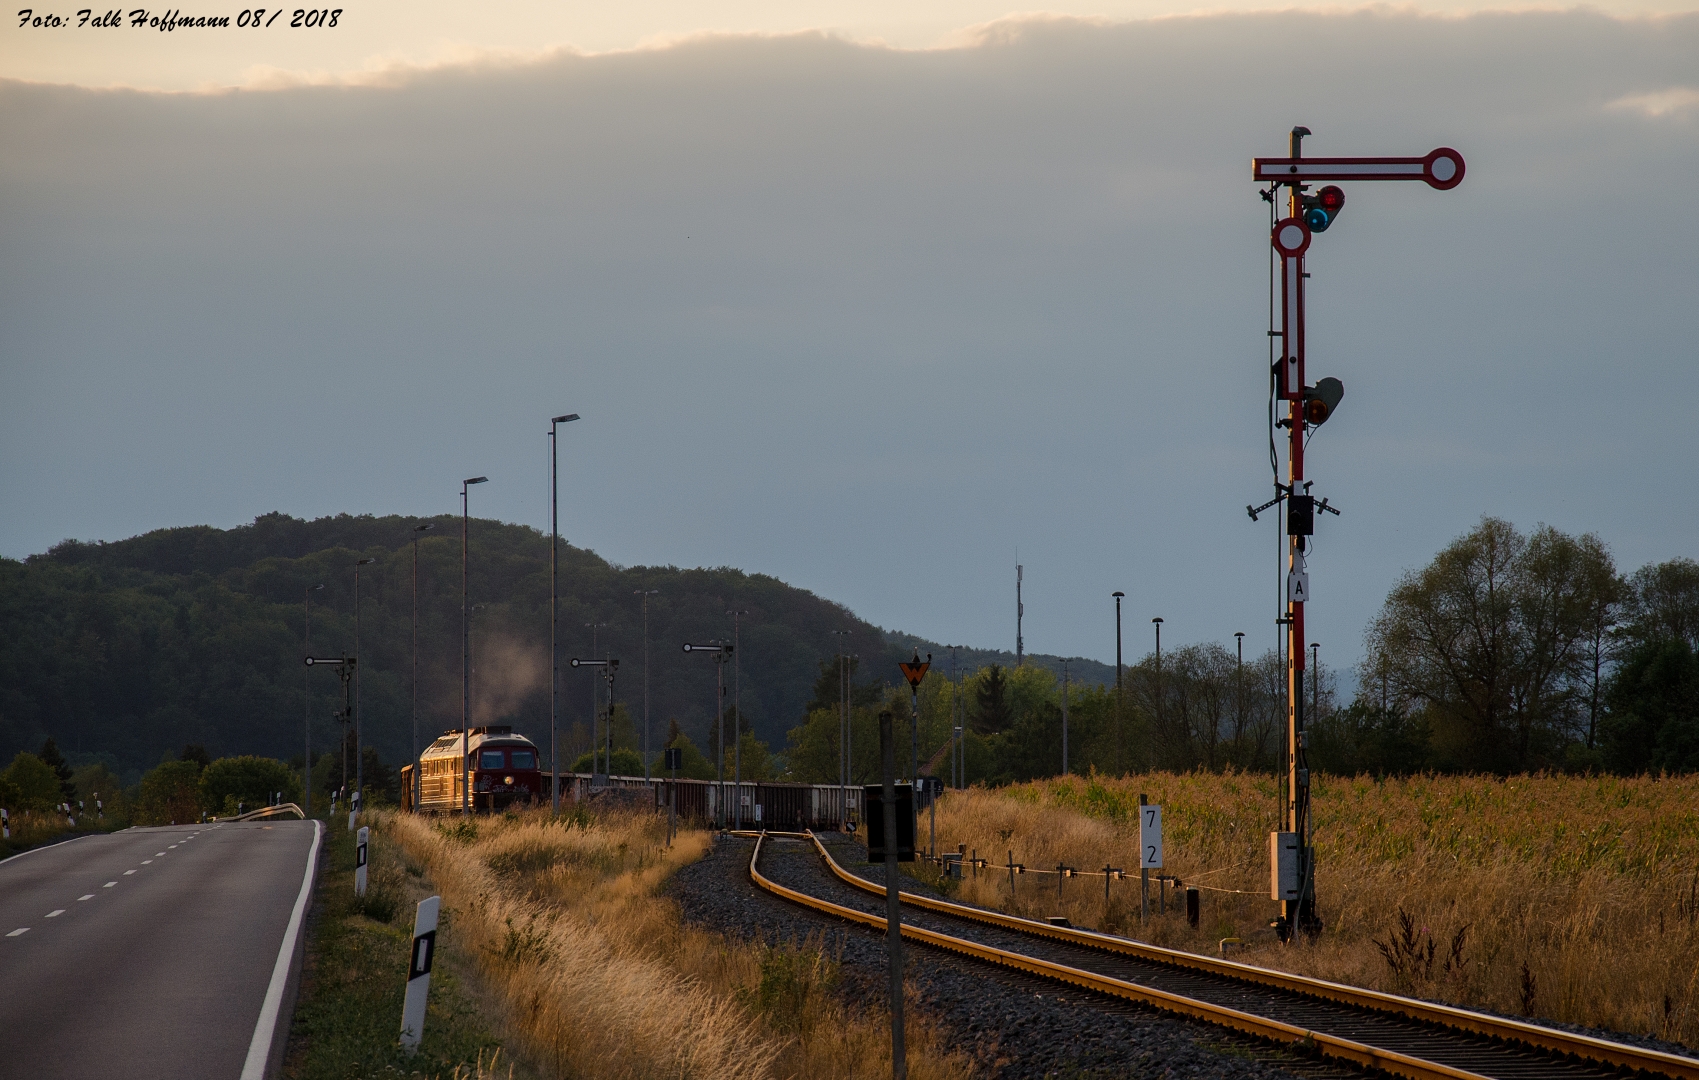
1253, 148, 1465, 190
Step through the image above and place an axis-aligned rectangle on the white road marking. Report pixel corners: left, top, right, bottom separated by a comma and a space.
240, 820, 322, 1080
7, 928, 28, 937
142, 859, 153, 864
156, 852, 167, 856
77, 894, 94, 901
123, 869, 137, 875
46, 910, 65, 918
103, 882, 116, 888
168, 845, 178, 849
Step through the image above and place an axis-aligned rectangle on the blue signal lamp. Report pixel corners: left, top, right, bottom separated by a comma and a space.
1301, 185, 1346, 233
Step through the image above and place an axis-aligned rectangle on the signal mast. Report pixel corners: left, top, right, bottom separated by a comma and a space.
1250, 128, 1464, 940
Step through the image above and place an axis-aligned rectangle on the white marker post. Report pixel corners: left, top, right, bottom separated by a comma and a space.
400, 895, 440, 1054
1139, 799, 1163, 923
348, 789, 360, 832
2, 808, 8, 840
355, 826, 369, 897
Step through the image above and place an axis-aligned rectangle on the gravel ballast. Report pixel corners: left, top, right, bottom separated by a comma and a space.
668, 832, 1370, 1079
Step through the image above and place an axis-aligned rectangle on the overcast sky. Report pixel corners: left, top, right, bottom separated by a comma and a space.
3, 5, 1696, 672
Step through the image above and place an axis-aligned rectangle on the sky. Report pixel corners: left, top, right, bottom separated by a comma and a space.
2, 2, 1696, 675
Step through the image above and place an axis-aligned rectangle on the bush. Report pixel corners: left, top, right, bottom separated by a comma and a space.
199, 755, 301, 814
136, 759, 204, 825
2, 753, 64, 811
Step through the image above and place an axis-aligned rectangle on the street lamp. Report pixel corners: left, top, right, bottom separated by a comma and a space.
683, 642, 732, 828
304, 584, 324, 817
1311, 642, 1320, 719
727, 609, 749, 828
1152, 617, 1164, 744
461, 475, 489, 815
831, 629, 852, 824
1234, 631, 1246, 749
636, 590, 659, 779
411, 524, 434, 813
354, 556, 375, 811
1113, 592, 1125, 775
550, 412, 580, 813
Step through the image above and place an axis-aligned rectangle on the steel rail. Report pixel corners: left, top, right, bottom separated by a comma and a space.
746, 832, 1491, 1080
740, 830, 1699, 1080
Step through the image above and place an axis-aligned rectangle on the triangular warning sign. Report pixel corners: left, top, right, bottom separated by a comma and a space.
898, 661, 930, 687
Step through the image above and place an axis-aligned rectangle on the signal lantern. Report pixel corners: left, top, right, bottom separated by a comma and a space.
1302, 376, 1344, 426
1300, 185, 1346, 233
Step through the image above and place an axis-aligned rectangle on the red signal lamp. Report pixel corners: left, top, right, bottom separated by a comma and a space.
1301, 185, 1346, 233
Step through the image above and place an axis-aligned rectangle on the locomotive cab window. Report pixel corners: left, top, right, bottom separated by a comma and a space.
479, 750, 506, 769
509, 750, 536, 769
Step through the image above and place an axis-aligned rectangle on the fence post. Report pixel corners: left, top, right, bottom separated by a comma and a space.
1186, 886, 1200, 929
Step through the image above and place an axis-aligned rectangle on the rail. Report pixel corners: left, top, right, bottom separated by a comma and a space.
738, 829, 1699, 1080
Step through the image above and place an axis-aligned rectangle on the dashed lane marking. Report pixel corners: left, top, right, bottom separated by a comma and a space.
46, 910, 65, 918
103, 882, 116, 888
77, 894, 93, 901
123, 869, 137, 875
7, 928, 28, 937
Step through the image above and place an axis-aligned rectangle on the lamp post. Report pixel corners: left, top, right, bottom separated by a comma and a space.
461, 475, 488, 815
549, 412, 580, 814
1152, 617, 1164, 754
1061, 659, 1070, 777
831, 630, 852, 824
683, 642, 732, 828
1113, 592, 1125, 774
1234, 631, 1246, 751
410, 524, 434, 813
354, 556, 375, 809
1311, 642, 1320, 720
727, 609, 748, 828
636, 589, 658, 779
304, 584, 324, 817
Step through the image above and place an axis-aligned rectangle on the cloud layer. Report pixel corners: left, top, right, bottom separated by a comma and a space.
2, 10, 1696, 667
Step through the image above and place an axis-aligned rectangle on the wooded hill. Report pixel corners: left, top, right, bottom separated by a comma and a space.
0, 512, 1098, 782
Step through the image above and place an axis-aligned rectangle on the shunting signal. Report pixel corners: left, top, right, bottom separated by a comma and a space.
1300, 185, 1345, 232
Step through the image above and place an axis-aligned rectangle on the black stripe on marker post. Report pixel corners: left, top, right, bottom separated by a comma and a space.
409, 930, 436, 980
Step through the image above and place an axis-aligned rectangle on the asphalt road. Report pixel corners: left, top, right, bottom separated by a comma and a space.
0, 818, 322, 1080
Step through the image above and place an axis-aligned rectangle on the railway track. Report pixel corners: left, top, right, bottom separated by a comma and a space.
741, 830, 1699, 1080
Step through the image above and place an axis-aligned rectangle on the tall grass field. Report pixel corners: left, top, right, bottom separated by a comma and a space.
919, 771, 1699, 1046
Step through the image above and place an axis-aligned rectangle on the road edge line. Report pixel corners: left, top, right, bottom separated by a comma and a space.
0, 832, 96, 867
240, 818, 323, 1080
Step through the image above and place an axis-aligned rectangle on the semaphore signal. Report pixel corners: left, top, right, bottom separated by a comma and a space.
1251, 127, 1464, 942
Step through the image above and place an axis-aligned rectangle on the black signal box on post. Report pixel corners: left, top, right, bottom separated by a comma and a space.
1287, 495, 1314, 536
663, 748, 682, 771
864, 784, 915, 861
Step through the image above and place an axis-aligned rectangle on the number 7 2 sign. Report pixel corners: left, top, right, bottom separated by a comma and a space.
1140, 804, 1163, 869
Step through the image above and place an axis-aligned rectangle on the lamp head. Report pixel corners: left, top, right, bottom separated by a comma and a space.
1152, 617, 1163, 624
552, 413, 580, 424
1112, 591, 1124, 598
357, 558, 375, 566
414, 523, 435, 533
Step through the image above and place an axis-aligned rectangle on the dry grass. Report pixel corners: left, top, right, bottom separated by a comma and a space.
377, 807, 976, 1080
920, 771, 1699, 1047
